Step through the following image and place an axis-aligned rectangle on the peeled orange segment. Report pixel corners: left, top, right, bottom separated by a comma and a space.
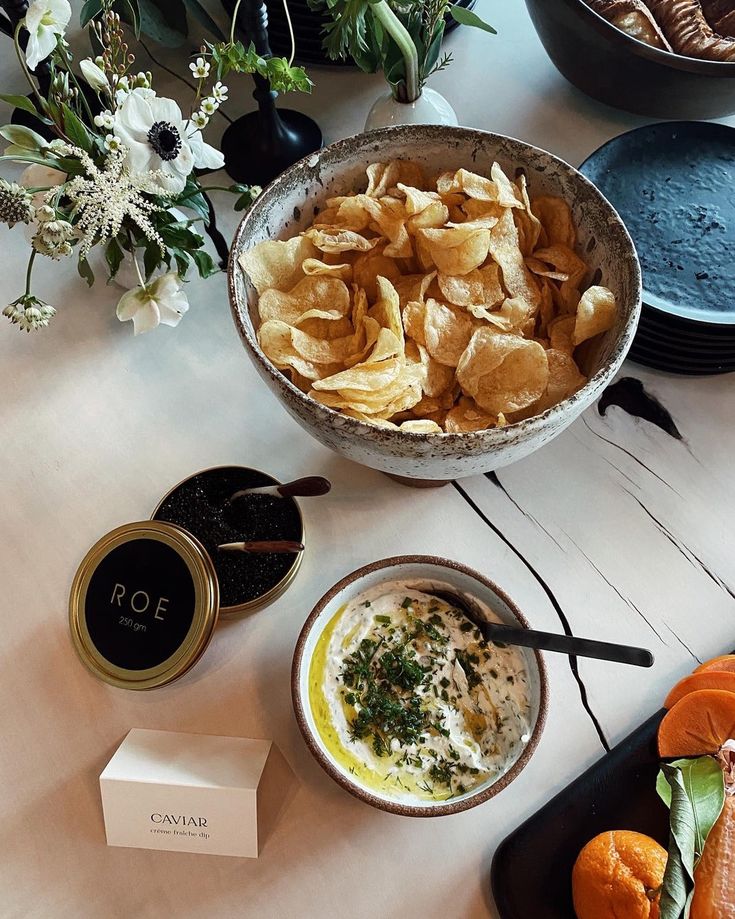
658, 690, 735, 758
694, 655, 735, 675
664, 672, 735, 709
691, 795, 735, 919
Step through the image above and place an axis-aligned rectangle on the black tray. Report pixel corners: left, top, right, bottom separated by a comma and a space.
491, 709, 670, 919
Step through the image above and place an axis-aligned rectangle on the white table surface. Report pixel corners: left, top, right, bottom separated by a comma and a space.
1, 2, 734, 917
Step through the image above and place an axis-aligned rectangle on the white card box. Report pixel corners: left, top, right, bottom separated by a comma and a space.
100, 728, 293, 857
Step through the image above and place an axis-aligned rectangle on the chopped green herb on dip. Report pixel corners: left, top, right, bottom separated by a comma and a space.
308, 583, 532, 802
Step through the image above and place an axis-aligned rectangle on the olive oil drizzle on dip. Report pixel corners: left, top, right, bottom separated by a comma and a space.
308, 583, 532, 803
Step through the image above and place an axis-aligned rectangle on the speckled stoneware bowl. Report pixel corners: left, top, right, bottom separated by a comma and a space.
291, 556, 548, 817
229, 125, 642, 481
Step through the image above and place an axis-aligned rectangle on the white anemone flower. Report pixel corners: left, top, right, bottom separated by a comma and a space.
23, 0, 71, 71
116, 271, 189, 335
113, 88, 194, 194
186, 125, 224, 172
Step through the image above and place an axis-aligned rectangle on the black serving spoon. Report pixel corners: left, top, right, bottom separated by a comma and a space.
427, 589, 654, 668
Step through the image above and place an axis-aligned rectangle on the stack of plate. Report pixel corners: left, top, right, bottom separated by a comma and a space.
580, 122, 735, 376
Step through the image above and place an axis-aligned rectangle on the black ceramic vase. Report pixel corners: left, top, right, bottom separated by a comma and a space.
220, 0, 322, 186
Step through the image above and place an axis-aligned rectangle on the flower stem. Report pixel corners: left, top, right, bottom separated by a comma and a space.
56, 39, 95, 124
368, 0, 419, 102
13, 23, 51, 122
282, 0, 295, 67
25, 250, 36, 296
229, 0, 243, 46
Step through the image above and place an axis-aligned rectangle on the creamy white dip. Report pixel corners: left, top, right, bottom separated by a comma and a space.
308, 581, 532, 802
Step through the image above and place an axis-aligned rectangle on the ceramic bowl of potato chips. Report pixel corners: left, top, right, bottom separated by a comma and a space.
229, 125, 641, 483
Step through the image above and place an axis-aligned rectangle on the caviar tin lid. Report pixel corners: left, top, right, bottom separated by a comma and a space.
151, 466, 305, 619
69, 521, 219, 690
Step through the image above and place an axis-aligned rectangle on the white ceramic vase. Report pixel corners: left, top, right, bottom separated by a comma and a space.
364, 87, 459, 130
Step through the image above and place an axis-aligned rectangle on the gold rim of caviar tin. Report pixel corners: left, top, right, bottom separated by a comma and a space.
150, 465, 305, 619
69, 521, 219, 690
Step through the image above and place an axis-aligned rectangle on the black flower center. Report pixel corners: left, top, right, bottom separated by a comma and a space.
147, 121, 182, 161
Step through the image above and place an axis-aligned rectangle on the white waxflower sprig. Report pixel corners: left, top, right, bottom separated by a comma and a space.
189, 57, 210, 80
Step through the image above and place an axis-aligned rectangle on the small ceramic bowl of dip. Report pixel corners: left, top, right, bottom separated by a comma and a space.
292, 556, 548, 817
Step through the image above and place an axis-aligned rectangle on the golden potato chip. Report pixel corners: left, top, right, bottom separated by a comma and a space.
365, 160, 425, 198
403, 299, 427, 347
444, 396, 497, 433
352, 249, 403, 301
417, 226, 491, 276
414, 341, 455, 397
240, 235, 317, 295
258, 276, 351, 325
574, 285, 616, 345
491, 162, 524, 208
514, 173, 543, 254
301, 258, 353, 281
424, 298, 476, 367
548, 314, 576, 353
356, 195, 412, 259
487, 209, 541, 309
258, 321, 344, 381
456, 328, 549, 415
531, 196, 576, 248
399, 419, 443, 434
304, 228, 379, 254
248, 156, 613, 433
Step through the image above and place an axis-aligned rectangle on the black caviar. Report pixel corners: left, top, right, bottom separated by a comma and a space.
153, 466, 303, 608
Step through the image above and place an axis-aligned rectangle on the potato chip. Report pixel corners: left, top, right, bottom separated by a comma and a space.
365, 160, 425, 198
403, 299, 427, 347
352, 248, 403, 301
305, 228, 379, 254
258, 276, 351, 325
245, 156, 618, 434
531, 196, 576, 248
487, 208, 541, 309
301, 258, 353, 281
258, 321, 343, 381
491, 162, 524, 208
424, 298, 476, 367
574, 285, 616, 345
239, 235, 317, 295
444, 396, 497, 433
417, 226, 491, 276
399, 419, 443, 434
548, 314, 576, 353
457, 328, 549, 415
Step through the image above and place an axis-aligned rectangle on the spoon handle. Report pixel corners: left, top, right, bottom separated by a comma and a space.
230, 476, 331, 500
483, 622, 654, 668
218, 540, 305, 554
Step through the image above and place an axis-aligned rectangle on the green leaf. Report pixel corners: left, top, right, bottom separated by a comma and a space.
0, 124, 47, 151
80, 0, 103, 26
78, 257, 95, 287
62, 105, 93, 152
448, 5, 497, 34
0, 94, 41, 118
190, 248, 217, 278
143, 241, 164, 280
657, 758, 725, 919
136, 0, 187, 47
119, 0, 141, 38
169, 246, 190, 278
105, 238, 124, 280
170, 179, 210, 223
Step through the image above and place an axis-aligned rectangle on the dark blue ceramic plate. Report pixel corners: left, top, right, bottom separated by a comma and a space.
580, 122, 735, 327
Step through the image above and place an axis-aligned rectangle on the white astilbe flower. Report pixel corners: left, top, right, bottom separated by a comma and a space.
61, 146, 164, 259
